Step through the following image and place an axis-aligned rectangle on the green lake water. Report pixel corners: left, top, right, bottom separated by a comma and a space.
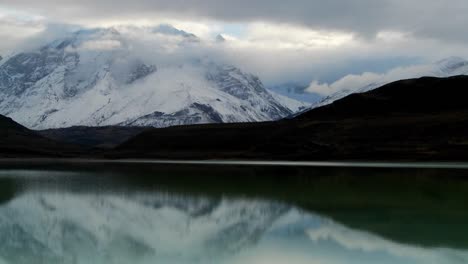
0, 160, 467, 264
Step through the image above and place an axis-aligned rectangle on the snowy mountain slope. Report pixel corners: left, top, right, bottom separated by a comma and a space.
268, 90, 310, 112
309, 57, 468, 110
0, 26, 302, 129
152, 24, 199, 42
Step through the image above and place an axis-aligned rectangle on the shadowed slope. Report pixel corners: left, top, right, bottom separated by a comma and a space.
0, 115, 83, 157
39, 126, 149, 148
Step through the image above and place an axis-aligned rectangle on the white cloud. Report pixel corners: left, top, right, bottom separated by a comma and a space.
2, 0, 468, 90
306, 63, 438, 96
242, 23, 354, 50
80, 39, 122, 50
3, 0, 468, 43
169, 20, 223, 39
3, 15, 468, 90
0, 10, 46, 54
307, 72, 382, 96
97, 18, 224, 40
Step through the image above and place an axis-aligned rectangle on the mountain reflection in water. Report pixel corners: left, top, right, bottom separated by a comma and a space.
0, 162, 467, 264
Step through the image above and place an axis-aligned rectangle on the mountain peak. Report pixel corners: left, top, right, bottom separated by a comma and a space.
152, 24, 199, 40
0, 28, 302, 129
216, 34, 226, 43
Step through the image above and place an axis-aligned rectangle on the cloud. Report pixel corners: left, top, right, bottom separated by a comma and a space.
241, 23, 354, 49
3, 0, 468, 92
3, 13, 468, 91
0, 0, 468, 86
306, 63, 439, 96
79, 39, 122, 50
307, 72, 383, 96
0, 13, 45, 54
3, 0, 468, 43
214, 26, 468, 86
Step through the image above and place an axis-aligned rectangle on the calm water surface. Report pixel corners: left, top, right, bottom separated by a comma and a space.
0, 160, 467, 264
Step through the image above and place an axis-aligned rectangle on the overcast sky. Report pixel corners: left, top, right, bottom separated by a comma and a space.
1, 0, 468, 92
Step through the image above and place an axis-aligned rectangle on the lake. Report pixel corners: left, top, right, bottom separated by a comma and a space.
0, 160, 467, 264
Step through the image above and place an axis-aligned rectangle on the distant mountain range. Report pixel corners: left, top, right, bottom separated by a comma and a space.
2, 75, 468, 160
114, 75, 468, 161
267, 83, 320, 103
0, 25, 307, 130
308, 57, 468, 110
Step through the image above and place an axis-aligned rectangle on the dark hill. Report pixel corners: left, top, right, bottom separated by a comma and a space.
113, 76, 468, 161
0, 115, 83, 157
39, 126, 149, 148
299, 76, 468, 119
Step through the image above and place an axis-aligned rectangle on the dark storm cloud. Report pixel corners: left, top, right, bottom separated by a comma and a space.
2, 0, 468, 41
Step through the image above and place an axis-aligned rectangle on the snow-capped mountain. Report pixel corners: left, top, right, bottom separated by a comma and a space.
309, 57, 468, 110
152, 24, 199, 41
0, 25, 306, 129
